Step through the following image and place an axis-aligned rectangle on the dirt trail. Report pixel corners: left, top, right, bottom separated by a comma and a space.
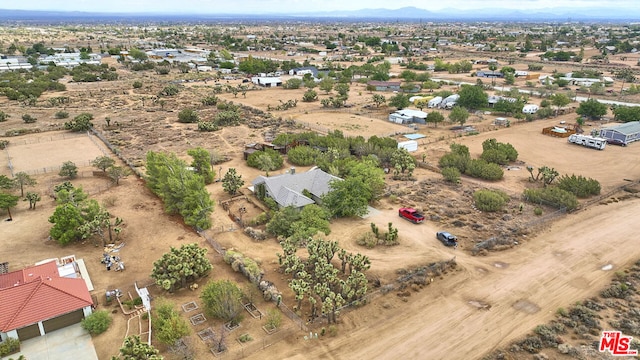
248, 197, 640, 360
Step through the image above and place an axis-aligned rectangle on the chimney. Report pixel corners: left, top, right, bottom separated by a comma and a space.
290, 167, 295, 174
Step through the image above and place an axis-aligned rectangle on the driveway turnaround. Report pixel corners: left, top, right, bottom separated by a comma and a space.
5, 323, 98, 360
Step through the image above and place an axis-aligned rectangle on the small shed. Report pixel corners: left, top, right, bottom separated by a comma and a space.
493, 117, 509, 126
389, 112, 412, 124
599, 121, 640, 144
398, 140, 418, 152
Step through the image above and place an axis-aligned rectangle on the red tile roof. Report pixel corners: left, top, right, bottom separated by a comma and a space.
0, 261, 59, 289
0, 262, 92, 332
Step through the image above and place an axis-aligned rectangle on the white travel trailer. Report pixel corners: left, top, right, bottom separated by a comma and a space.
567, 134, 606, 150
522, 104, 539, 114
440, 94, 460, 109
428, 96, 443, 108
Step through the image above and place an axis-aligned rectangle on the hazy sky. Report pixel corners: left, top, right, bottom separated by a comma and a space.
5, 0, 639, 13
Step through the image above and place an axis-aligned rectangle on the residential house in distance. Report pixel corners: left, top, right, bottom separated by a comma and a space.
251, 168, 341, 209
367, 81, 401, 92
0, 260, 94, 341
288, 66, 319, 77
251, 76, 283, 87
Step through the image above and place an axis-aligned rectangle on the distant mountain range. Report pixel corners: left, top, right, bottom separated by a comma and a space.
0, 6, 638, 23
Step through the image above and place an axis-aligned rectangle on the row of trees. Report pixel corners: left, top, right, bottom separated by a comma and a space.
145, 150, 215, 229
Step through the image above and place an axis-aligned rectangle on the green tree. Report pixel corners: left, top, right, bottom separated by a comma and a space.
457, 85, 488, 110
266, 206, 300, 238
153, 300, 190, 346
81, 310, 112, 335
201, 280, 244, 325
614, 106, 640, 122
302, 89, 318, 102
178, 108, 199, 123
426, 111, 445, 127
550, 93, 571, 116
334, 83, 350, 97
388, 93, 410, 110
64, 113, 93, 131
0, 175, 14, 190
319, 77, 335, 94
151, 243, 212, 293
284, 78, 303, 89
24, 191, 41, 210
111, 335, 162, 360
107, 166, 131, 185
576, 99, 607, 119
348, 160, 385, 201
188, 147, 215, 184
13, 172, 36, 197
128, 48, 148, 61
322, 178, 369, 218
247, 149, 283, 176
449, 106, 469, 126
49, 203, 85, 244
0, 193, 20, 221
92, 156, 115, 173
391, 148, 417, 175
372, 94, 386, 107
222, 168, 244, 195
145, 151, 214, 229
59, 161, 78, 179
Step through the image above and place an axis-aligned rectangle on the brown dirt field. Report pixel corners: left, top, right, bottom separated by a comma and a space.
2, 48, 640, 360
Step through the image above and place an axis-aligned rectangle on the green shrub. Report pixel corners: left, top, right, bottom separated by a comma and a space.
473, 189, 509, 212
197, 121, 219, 132
438, 153, 469, 173
441, 167, 461, 183
523, 187, 578, 211
81, 310, 112, 335
55, 111, 69, 119
265, 309, 282, 329
132, 80, 143, 89
0, 338, 20, 356
465, 159, 504, 180
22, 114, 36, 123
153, 300, 190, 346
178, 108, 199, 123
534, 207, 543, 216
481, 138, 518, 164
286, 146, 320, 166
247, 148, 284, 171
557, 174, 601, 198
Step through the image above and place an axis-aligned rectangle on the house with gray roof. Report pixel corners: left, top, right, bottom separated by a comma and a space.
251, 168, 341, 209
599, 121, 640, 145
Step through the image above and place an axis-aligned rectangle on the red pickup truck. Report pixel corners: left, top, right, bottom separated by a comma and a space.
398, 208, 425, 224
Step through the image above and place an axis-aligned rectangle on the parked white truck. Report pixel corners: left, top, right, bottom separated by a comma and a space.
567, 134, 606, 150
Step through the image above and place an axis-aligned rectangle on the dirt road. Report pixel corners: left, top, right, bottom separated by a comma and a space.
249, 196, 640, 360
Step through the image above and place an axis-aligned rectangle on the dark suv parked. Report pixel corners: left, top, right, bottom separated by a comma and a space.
436, 231, 458, 247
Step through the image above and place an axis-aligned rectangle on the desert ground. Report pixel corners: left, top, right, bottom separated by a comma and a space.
1, 35, 640, 360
